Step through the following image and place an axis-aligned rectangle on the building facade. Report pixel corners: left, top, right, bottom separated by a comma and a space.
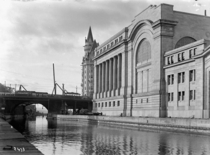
92, 4, 210, 118
81, 27, 98, 98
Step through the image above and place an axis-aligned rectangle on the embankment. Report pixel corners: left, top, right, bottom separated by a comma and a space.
53, 115, 210, 135
0, 118, 43, 155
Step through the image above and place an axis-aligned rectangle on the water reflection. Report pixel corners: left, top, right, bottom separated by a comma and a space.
10, 116, 210, 155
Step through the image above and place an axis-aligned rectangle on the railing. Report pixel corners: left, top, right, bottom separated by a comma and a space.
0, 92, 91, 100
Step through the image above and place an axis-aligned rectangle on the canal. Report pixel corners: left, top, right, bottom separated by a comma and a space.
9, 116, 210, 155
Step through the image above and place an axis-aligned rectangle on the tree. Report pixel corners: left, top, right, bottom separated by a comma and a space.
0, 83, 13, 93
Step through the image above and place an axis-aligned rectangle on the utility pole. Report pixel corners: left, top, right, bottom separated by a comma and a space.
62, 84, 65, 95
53, 63, 56, 95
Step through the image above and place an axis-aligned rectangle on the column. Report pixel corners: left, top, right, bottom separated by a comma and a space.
112, 57, 116, 96
117, 54, 121, 95
120, 52, 125, 95
98, 64, 100, 98
115, 56, 118, 95
103, 62, 106, 97
109, 59, 112, 97
99, 64, 102, 98
94, 64, 97, 99
101, 63, 104, 98
105, 60, 109, 97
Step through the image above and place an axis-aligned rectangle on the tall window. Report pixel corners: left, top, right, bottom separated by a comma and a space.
168, 92, 174, 102
190, 90, 196, 100
189, 69, 196, 82
136, 39, 151, 64
178, 72, 185, 83
117, 101, 120, 106
168, 74, 174, 85
178, 91, 185, 101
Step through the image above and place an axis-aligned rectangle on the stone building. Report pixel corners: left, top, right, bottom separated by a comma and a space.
81, 27, 98, 97
92, 3, 210, 118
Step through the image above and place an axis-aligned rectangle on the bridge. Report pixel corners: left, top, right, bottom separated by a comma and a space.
0, 92, 92, 119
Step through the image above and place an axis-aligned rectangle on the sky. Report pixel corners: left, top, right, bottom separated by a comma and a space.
0, 0, 209, 94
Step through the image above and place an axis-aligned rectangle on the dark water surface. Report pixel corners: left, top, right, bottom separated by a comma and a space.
10, 116, 210, 155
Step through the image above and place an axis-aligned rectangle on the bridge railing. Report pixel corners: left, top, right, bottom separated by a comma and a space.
0, 92, 91, 100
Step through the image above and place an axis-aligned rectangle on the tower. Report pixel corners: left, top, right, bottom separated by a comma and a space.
81, 27, 98, 98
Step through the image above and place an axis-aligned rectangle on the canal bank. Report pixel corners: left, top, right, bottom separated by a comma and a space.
53, 115, 210, 135
0, 118, 43, 155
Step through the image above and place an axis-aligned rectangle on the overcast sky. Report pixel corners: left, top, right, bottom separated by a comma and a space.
0, 0, 209, 94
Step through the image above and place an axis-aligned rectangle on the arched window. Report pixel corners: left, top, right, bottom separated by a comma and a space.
175, 37, 196, 49
136, 39, 151, 64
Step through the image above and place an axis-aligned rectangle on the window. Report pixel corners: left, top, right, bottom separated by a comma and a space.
194, 90, 196, 99
146, 98, 149, 103
182, 72, 185, 83
168, 75, 171, 85
182, 52, 185, 60
111, 42, 114, 47
168, 93, 170, 101
190, 90, 193, 100
189, 90, 196, 100
117, 101, 120, 106
105, 102, 107, 107
189, 69, 196, 82
178, 73, 181, 83
168, 57, 171, 65
168, 74, 174, 85
113, 101, 115, 107
168, 92, 174, 102
194, 48, 197, 55
178, 52, 185, 62
171, 92, 174, 101
98, 103, 100, 107
178, 92, 181, 101
178, 53, 181, 62
141, 99, 143, 103
102, 102, 103, 107
109, 102, 111, 107
119, 36, 123, 42
95, 103, 97, 108
189, 49, 192, 58
178, 91, 185, 101
172, 75, 174, 84
182, 91, 185, 100
115, 39, 118, 44
171, 56, 174, 64
178, 72, 185, 83
136, 39, 151, 64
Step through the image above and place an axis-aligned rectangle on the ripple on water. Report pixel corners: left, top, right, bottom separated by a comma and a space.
10, 116, 210, 155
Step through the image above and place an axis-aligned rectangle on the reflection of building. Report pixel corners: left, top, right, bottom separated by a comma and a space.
81, 27, 99, 98
92, 4, 210, 118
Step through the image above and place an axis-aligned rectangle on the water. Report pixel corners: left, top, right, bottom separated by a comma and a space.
10, 116, 210, 155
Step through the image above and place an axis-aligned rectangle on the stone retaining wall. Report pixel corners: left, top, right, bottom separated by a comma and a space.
54, 115, 210, 134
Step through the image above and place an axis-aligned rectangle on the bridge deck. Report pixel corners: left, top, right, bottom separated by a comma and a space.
0, 93, 92, 101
